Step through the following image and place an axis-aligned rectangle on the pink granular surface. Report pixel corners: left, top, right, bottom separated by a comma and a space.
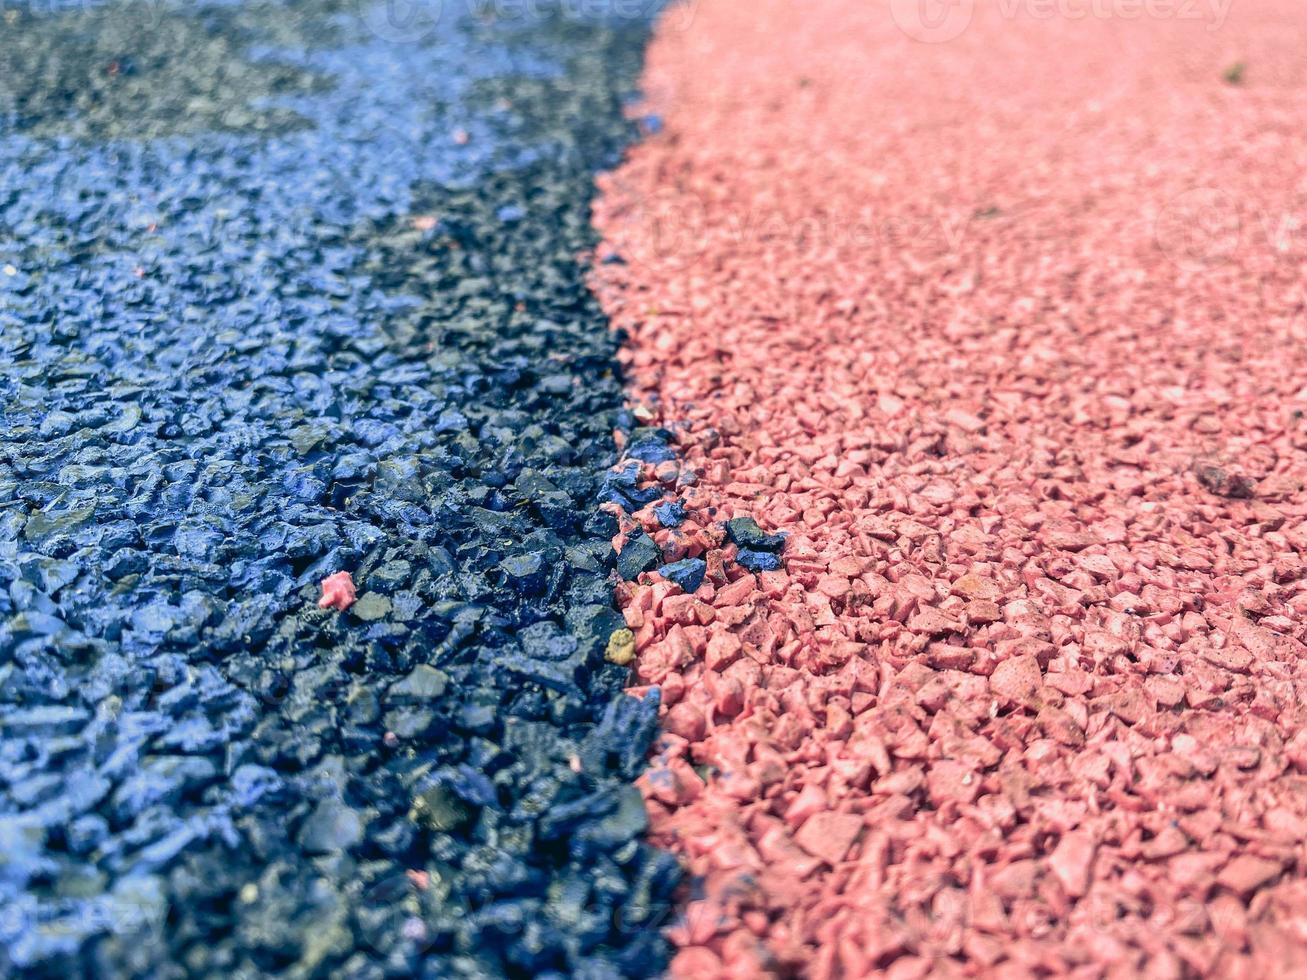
592, 1, 1307, 976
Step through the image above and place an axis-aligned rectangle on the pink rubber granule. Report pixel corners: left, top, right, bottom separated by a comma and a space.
593, 0, 1307, 976
318, 571, 357, 611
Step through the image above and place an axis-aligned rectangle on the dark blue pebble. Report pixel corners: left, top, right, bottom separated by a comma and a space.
623, 427, 677, 464
653, 499, 686, 527
657, 557, 706, 593
736, 548, 785, 573
616, 533, 662, 581
725, 516, 788, 552
599, 461, 664, 508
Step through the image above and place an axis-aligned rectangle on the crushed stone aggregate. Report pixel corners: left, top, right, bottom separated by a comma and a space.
593, 0, 1307, 975
0, 1, 676, 976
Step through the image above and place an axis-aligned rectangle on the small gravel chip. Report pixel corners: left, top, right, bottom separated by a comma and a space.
990, 654, 1044, 705
1048, 831, 1097, 897
1218, 855, 1283, 896
624, 428, 677, 463
410, 783, 472, 833
500, 552, 548, 595
2, 706, 90, 735
298, 798, 363, 854
318, 571, 356, 611
570, 784, 650, 855
23, 503, 96, 544
387, 665, 449, 702
600, 462, 663, 508
794, 812, 862, 866
1194, 462, 1256, 499
350, 592, 392, 621
616, 534, 661, 580
606, 628, 637, 666
735, 548, 782, 572
725, 516, 786, 552
658, 558, 706, 593
653, 500, 686, 527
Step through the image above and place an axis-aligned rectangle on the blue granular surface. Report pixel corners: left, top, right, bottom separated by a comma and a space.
0, 1, 678, 976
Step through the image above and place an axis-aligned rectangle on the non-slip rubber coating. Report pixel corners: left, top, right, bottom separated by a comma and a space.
594, 1, 1307, 975
0, 2, 675, 976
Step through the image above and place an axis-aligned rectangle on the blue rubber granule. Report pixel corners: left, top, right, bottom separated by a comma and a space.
653, 500, 685, 528
656, 558, 706, 594
735, 548, 785, 573
0, 1, 678, 976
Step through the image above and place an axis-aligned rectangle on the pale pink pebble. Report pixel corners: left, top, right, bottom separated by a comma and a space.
1218, 856, 1284, 897
794, 812, 862, 866
815, 575, 851, 598
989, 653, 1043, 704
946, 408, 986, 433
670, 947, 723, 978
670, 899, 728, 946
318, 570, 357, 611
1048, 830, 1096, 898
926, 759, 981, 808
783, 783, 827, 827
878, 393, 905, 416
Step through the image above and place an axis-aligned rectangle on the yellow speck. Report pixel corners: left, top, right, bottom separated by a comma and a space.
605, 627, 636, 666
239, 883, 259, 903
3, 265, 16, 276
